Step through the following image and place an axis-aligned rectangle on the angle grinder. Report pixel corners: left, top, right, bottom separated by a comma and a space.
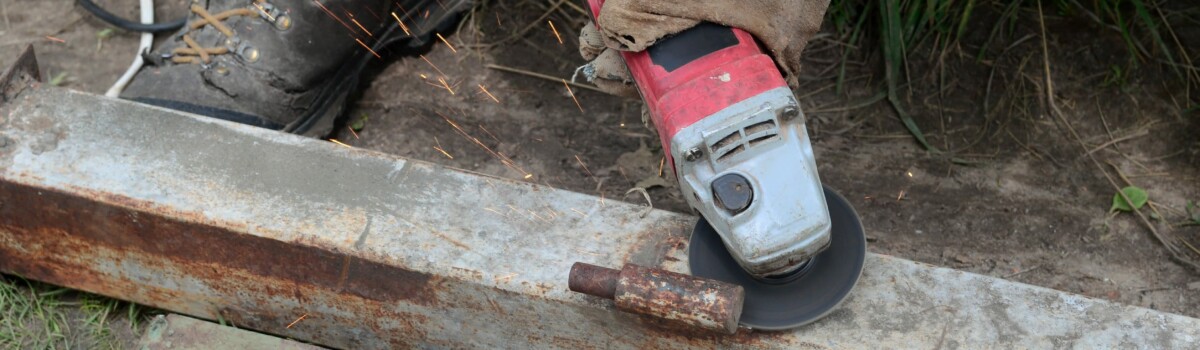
587, 1, 867, 330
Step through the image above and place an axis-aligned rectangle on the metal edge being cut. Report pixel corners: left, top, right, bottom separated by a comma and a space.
689, 185, 866, 330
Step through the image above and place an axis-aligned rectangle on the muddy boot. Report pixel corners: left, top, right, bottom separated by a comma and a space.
121, 0, 471, 137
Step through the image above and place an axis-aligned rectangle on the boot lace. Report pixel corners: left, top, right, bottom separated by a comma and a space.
172, 2, 277, 64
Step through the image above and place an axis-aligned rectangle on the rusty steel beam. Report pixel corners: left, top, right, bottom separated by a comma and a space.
1, 54, 1199, 348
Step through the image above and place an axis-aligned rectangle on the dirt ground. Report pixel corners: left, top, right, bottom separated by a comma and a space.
2, 0, 1198, 347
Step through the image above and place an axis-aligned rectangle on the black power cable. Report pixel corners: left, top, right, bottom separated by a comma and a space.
76, 0, 186, 33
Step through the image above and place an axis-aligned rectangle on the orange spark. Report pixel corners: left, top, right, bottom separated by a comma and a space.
528, 210, 548, 222
571, 208, 587, 217
897, 190, 906, 201
574, 155, 596, 181
658, 156, 665, 177
478, 125, 500, 142
437, 77, 456, 95
362, 6, 382, 21
329, 139, 352, 148
45, 36, 65, 43
419, 55, 446, 77
420, 79, 447, 89
562, 79, 584, 113
350, 18, 373, 37
495, 273, 517, 283
573, 248, 602, 257
438, 113, 531, 177
431, 230, 471, 250
286, 314, 308, 329
435, 33, 457, 53
547, 21, 563, 44
355, 38, 381, 58
253, 3, 276, 21
390, 12, 413, 36
348, 126, 360, 139
312, 1, 356, 34
394, 2, 411, 18
433, 137, 454, 159
478, 84, 500, 103
419, 73, 428, 79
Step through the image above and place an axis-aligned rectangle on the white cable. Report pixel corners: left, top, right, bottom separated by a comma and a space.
105, 0, 154, 97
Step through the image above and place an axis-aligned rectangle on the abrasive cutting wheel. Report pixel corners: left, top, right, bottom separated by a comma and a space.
689, 185, 867, 330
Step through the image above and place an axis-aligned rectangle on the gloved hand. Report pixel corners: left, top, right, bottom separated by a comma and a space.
578, 23, 640, 98
577, 0, 831, 98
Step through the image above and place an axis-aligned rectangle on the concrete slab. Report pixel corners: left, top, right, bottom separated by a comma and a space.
1, 83, 1198, 348
139, 314, 324, 350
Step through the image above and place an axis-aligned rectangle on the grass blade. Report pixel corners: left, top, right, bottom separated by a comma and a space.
1130, 0, 1181, 77
880, 0, 935, 151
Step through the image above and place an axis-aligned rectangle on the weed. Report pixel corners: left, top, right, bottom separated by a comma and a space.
48, 71, 69, 87
96, 28, 115, 51
1101, 64, 1127, 87
1111, 186, 1149, 212
1185, 201, 1200, 226
350, 113, 369, 131
0, 276, 148, 349
80, 295, 121, 349
823, 0, 1196, 149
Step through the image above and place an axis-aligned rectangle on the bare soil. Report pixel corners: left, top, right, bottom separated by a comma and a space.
1, 0, 1198, 346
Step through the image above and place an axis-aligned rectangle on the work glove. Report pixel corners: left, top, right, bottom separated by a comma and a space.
577, 0, 831, 98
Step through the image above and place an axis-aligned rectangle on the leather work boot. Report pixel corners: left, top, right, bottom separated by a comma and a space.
121, 0, 471, 137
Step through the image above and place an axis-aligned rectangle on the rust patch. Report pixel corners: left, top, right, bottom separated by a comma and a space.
551, 335, 599, 350
625, 224, 690, 267
0, 225, 443, 349
634, 319, 812, 348
0, 180, 439, 306
569, 262, 744, 335
568, 262, 620, 299
615, 264, 744, 335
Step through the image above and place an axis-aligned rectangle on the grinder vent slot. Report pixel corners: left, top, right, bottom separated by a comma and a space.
749, 134, 777, 146
745, 120, 776, 135
713, 132, 743, 152
711, 118, 780, 162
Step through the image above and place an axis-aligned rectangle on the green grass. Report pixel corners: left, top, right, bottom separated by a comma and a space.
0, 275, 148, 349
829, 0, 1194, 79
825, 0, 1198, 148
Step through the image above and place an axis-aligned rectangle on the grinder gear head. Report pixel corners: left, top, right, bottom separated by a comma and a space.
671, 87, 831, 278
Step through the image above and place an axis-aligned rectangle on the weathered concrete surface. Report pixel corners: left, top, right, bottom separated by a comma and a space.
140, 314, 324, 350
0, 84, 1197, 349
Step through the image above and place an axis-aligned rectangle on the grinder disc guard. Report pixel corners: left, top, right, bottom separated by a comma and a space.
689, 185, 866, 330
